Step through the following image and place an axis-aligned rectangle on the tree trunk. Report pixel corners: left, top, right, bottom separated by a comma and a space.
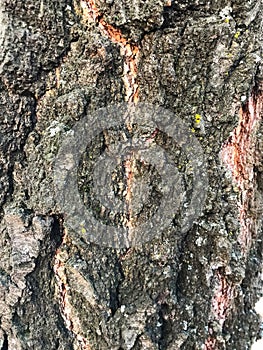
0, 1, 262, 349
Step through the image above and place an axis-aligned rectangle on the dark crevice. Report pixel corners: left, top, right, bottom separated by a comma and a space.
50, 214, 65, 251
20, 90, 37, 99
2, 333, 8, 350
157, 303, 172, 349
109, 258, 125, 317
6, 164, 14, 202
14, 213, 74, 349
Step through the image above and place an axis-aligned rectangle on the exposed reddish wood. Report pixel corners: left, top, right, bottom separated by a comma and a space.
221, 90, 262, 254
212, 272, 234, 327
204, 337, 217, 350
83, 0, 139, 103
205, 89, 262, 349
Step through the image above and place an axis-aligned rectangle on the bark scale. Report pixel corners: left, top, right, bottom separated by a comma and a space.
0, 1, 262, 349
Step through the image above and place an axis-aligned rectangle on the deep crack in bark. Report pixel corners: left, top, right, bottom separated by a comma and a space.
53, 0, 142, 346
54, 224, 91, 350
83, 0, 139, 103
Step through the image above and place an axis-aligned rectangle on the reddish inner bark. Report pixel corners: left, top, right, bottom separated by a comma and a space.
205, 89, 262, 349
84, 0, 139, 103
221, 91, 262, 253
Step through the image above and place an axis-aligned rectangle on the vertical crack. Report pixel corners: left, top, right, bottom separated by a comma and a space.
83, 0, 140, 103
1, 333, 8, 350
82, 0, 141, 233
124, 157, 135, 232
53, 219, 91, 350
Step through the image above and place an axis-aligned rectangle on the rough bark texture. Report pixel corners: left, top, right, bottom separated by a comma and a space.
0, 1, 262, 349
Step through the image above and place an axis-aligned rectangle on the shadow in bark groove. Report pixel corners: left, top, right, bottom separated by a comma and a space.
12, 215, 74, 350
1, 333, 8, 350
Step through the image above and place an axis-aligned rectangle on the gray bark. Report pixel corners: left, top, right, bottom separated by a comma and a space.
0, 1, 262, 349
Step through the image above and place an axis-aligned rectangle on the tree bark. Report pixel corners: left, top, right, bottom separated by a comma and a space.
0, 1, 262, 349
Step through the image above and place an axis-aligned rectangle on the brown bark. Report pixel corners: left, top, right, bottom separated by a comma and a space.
0, 1, 262, 349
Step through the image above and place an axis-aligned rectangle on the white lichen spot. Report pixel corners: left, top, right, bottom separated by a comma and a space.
219, 6, 233, 21
253, 54, 261, 63
47, 121, 65, 137
163, 266, 171, 276
196, 236, 203, 246
183, 320, 188, 330
241, 95, 247, 102
120, 305, 126, 313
